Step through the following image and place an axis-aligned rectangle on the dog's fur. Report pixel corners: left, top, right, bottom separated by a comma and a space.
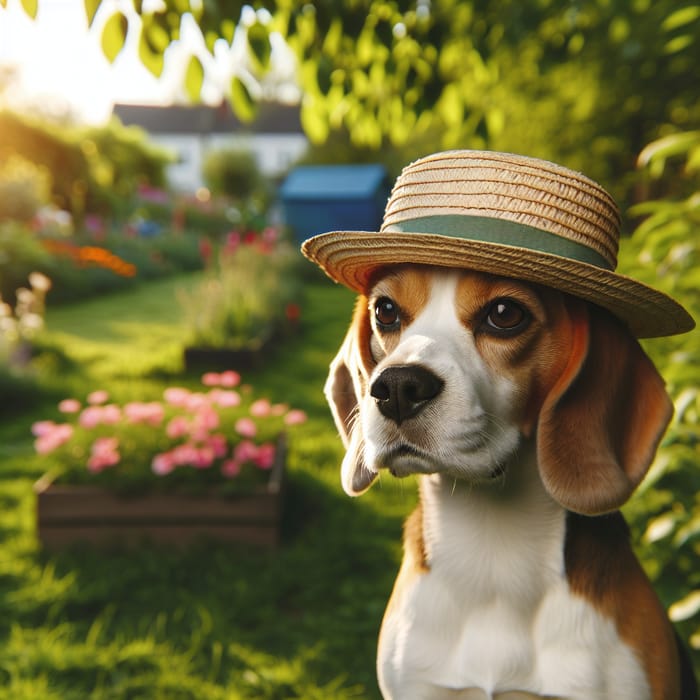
326, 265, 696, 700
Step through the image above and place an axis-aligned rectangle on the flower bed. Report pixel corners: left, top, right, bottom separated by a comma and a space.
180, 227, 302, 366
32, 371, 307, 548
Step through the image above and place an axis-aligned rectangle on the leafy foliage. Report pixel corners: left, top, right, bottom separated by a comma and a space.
180, 228, 301, 351
0, 110, 172, 221
202, 148, 262, 201
0, 155, 51, 223
619, 131, 700, 660
75, 0, 698, 185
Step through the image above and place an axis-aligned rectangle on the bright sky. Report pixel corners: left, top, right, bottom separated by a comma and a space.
0, 0, 298, 124
0, 0, 170, 122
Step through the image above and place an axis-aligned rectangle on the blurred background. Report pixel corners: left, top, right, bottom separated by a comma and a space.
0, 1, 698, 697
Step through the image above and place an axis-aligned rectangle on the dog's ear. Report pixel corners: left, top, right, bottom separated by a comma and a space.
537, 305, 672, 515
325, 296, 378, 496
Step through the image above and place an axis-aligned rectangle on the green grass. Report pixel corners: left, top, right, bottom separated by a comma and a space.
0, 271, 418, 699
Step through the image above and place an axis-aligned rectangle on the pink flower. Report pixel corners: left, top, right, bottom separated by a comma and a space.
34, 423, 74, 454
87, 437, 120, 472
202, 372, 221, 386
250, 399, 272, 417
172, 443, 199, 466
58, 399, 81, 414
79, 406, 105, 429
207, 433, 228, 458
262, 226, 278, 244
185, 392, 209, 412
235, 417, 257, 438
166, 416, 190, 439
152, 452, 176, 476
124, 401, 164, 426
32, 420, 57, 437
219, 370, 241, 387
163, 387, 191, 407
234, 440, 259, 464
254, 443, 276, 470
284, 409, 307, 426
87, 390, 109, 405
221, 459, 241, 478
271, 403, 288, 416
193, 446, 215, 469
195, 405, 220, 431
201, 371, 240, 388
100, 404, 122, 425
210, 389, 241, 408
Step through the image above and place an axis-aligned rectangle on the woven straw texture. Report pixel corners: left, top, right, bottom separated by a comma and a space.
301, 150, 694, 338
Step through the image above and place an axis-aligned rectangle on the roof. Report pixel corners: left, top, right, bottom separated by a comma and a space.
112, 102, 303, 135
280, 164, 389, 199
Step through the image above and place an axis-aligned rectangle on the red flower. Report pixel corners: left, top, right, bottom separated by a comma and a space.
286, 303, 301, 322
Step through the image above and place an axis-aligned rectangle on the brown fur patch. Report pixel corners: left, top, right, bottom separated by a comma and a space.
454, 272, 582, 437
564, 512, 680, 699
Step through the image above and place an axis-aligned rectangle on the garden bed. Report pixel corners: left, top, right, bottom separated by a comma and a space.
35, 436, 286, 550
183, 343, 268, 372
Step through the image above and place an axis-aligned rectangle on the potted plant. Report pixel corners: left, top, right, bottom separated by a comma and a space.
33, 370, 307, 549
181, 227, 302, 371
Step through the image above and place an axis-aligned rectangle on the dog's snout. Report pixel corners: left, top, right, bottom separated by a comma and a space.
370, 365, 444, 425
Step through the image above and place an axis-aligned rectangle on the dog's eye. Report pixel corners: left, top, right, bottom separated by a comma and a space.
375, 297, 400, 329
484, 298, 530, 334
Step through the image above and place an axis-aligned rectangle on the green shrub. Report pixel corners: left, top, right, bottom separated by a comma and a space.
0, 110, 172, 222
202, 148, 261, 201
0, 155, 52, 223
0, 222, 52, 301
180, 228, 301, 350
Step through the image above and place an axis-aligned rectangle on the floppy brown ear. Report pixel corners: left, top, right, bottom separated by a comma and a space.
537, 306, 673, 515
324, 296, 378, 496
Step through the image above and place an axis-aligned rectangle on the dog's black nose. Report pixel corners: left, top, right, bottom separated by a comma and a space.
370, 365, 444, 425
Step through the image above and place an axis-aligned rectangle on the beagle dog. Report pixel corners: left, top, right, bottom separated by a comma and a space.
326, 265, 697, 700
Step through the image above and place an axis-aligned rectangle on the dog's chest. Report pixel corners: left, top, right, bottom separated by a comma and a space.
378, 475, 650, 699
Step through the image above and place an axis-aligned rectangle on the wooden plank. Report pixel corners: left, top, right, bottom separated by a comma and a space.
37, 490, 279, 523
38, 523, 279, 549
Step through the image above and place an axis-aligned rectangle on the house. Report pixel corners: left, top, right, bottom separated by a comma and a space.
112, 102, 308, 192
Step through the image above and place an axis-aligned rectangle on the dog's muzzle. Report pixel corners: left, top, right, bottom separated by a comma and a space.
370, 365, 444, 425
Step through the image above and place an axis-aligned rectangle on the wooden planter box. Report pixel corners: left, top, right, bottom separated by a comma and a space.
183, 345, 265, 372
35, 437, 286, 550
183, 323, 299, 373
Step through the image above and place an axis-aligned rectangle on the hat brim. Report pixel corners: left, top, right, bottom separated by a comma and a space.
302, 230, 695, 338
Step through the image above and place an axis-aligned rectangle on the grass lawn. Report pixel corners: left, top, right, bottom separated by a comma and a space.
0, 270, 418, 699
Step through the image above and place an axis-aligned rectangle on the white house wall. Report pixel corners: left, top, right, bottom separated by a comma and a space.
149, 132, 308, 192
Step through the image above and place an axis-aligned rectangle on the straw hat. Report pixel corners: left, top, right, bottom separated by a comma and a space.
301, 150, 694, 338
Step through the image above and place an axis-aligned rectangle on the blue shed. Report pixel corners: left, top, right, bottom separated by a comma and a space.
280, 164, 390, 243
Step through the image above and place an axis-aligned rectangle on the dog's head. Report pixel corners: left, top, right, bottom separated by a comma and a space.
327, 265, 672, 515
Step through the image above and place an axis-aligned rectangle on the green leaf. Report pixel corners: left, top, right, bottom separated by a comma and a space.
84, 0, 101, 26
662, 6, 700, 32
101, 11, 128, 63
669, 589, 700, 622
184, 55, 204, 102
138, 30, 165, 76
664, 34, 695, 55
220, 19, 236, 45
300, 100, 329, 144
637, 131, 700, 170
20, 0, 37, 18
143, 17, 171, 53
229, 76, 256, 122
247, 21, 271, 72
